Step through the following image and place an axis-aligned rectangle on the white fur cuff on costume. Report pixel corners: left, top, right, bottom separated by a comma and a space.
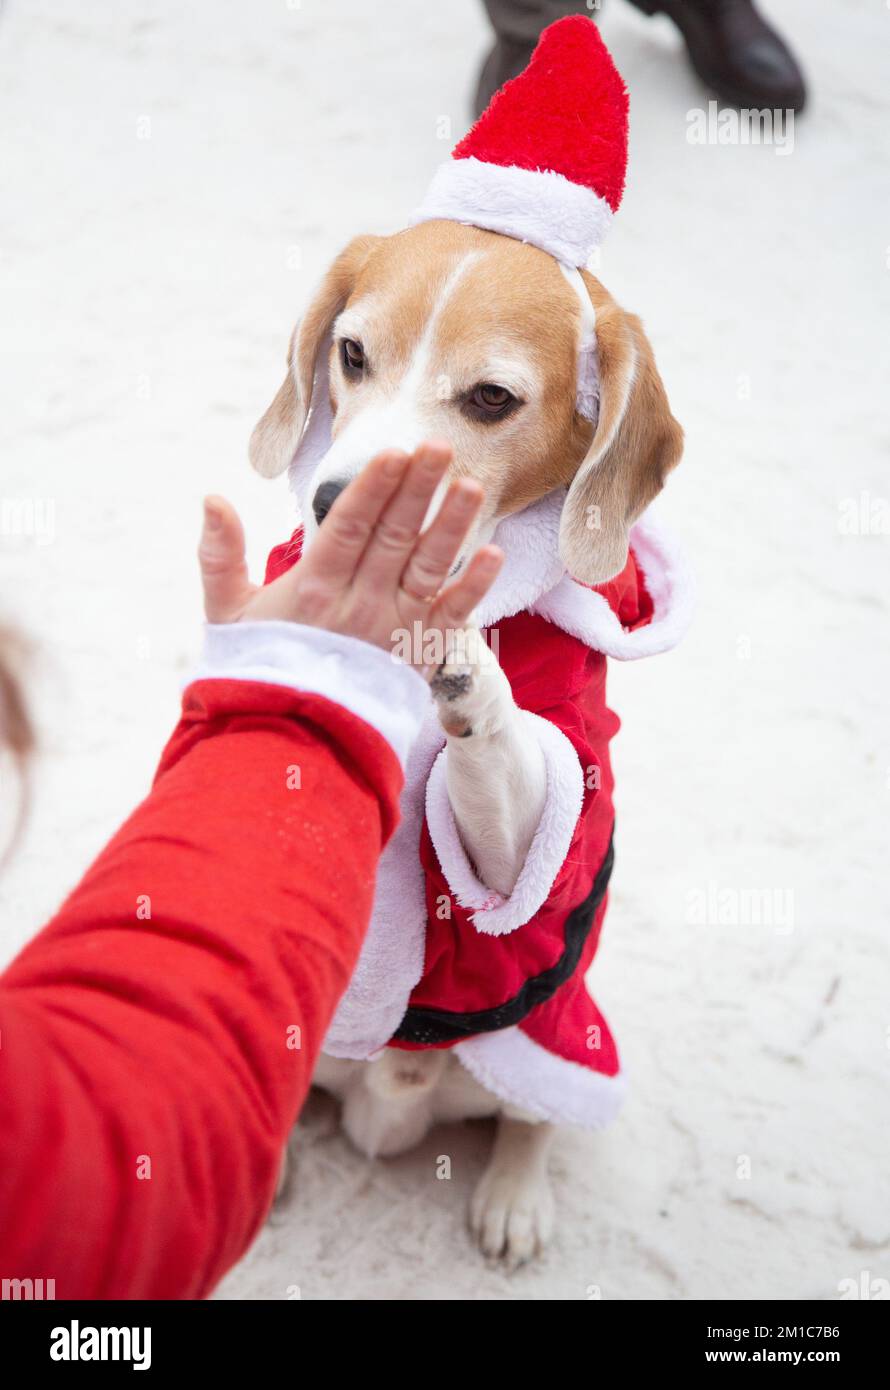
532, 511, 695, 660
194, 621, 430, 769
321, 707, 447, 1060
424, 711, 584, 936
411, 158, 614, 268
456, 1026, 627, 1130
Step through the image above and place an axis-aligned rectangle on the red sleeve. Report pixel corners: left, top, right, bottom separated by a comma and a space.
0, 677, 403, 1299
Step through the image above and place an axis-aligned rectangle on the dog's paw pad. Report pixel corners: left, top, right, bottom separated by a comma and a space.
430, 627, 499, 738
430, 667, 473, 702
469, 1168, 554, 1270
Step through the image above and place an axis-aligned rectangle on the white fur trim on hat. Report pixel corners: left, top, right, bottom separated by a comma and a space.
411, 157, 614, 268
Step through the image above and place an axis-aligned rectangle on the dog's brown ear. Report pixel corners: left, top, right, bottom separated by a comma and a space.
559, 275, 683, 584
249, 234, 382, 478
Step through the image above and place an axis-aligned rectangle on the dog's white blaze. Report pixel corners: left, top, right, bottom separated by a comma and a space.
306, 251, 484, 532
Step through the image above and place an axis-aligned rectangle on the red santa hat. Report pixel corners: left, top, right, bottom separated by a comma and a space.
412, 15, 629, 268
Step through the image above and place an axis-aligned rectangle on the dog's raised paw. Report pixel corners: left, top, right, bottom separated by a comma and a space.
429, 666, 473, 703
431, 626, 508, 740
430, 629, 479, 736
469, 1163, 554, 1270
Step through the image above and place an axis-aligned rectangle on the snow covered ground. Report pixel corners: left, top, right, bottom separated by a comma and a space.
1, 0, 888, 1300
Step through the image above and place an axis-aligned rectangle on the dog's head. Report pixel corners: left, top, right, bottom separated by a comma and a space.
249, 219, 682, 584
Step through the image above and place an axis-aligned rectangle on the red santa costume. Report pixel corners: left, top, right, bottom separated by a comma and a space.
208, 18, 693, 1130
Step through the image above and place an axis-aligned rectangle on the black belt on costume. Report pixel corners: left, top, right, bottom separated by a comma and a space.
392, 828, 615, 1046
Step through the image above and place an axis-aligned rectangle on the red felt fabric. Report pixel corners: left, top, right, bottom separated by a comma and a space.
453, 16, 629, 212
594, 546, 655, 631
519, 895, 618, 1074
0, 678, 403, 1298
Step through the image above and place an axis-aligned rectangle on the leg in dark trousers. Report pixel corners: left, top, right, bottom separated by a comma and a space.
475, 0, 583, 117
475, 0, 806, 118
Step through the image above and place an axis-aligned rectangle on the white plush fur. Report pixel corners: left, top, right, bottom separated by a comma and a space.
533, 510, 696, 660
322, 712, 443, 1060
456, 1025, 627, 1130
412, 157, 614, 267
473, 489, 566, 628
195, 620, 430, 769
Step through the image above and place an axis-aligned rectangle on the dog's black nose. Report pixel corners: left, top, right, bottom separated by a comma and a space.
312, 480, 346, 526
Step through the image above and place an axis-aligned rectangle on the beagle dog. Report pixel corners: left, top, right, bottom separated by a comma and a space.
250, 219, 683, 1267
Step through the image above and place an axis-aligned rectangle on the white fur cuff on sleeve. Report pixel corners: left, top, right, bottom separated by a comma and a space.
193, 621, 431, 769
424, 712, 585, 936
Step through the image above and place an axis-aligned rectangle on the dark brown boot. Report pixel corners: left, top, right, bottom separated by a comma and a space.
474, 34, 536, 120
627, 0, 807, 111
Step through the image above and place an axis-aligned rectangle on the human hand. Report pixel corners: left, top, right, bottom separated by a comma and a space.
198, 441, 503, 679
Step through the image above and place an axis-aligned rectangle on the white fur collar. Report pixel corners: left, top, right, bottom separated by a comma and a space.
475, 489, 567, 628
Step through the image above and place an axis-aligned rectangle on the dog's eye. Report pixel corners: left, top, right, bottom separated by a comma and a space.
466, 383, 518, 422
341, 339, 365, 375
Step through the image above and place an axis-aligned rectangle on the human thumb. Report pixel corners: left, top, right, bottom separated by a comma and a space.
198, 495, 256, 623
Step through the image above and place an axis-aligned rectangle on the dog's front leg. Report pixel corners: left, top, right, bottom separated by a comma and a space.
431, 627, 546, 898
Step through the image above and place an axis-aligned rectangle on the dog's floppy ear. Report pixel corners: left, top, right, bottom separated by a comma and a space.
559, 274, 683, 585
249, 234, 381, 478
